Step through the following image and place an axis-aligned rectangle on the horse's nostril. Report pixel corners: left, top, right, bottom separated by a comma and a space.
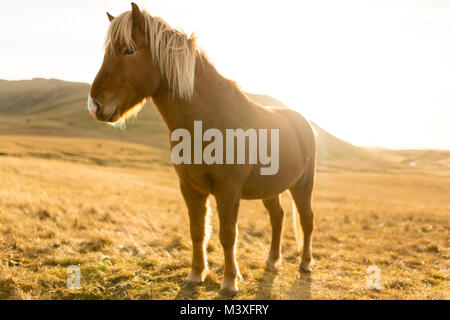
93, 100, 102, 115
88, 96, 103, 118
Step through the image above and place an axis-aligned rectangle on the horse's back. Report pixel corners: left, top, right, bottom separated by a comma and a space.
265, 106, 317, 161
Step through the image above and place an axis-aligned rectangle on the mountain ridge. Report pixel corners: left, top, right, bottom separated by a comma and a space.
2, 78, 443, 172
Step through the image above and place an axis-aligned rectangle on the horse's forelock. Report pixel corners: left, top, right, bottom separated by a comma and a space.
103, 9, 198, 100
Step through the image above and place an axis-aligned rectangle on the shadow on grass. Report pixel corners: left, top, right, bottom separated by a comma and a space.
289, 272, 312, 300
255, 266, 279, 299
175, 276, 221, 300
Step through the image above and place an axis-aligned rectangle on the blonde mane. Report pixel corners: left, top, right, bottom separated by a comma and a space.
105, 9, 198, 100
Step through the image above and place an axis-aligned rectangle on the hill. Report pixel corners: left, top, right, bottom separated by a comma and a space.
0, 78, 447, 173
0, 79, 168, 148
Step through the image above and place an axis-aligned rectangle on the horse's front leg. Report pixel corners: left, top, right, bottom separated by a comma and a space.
215, 187, 242, 294
263, 195, 285, 268
180, 180, 210, 283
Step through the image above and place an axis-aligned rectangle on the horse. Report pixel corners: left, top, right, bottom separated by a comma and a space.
88, 3, 316, 295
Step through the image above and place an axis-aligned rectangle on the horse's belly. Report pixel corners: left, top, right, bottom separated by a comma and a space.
174, 156, 304, 200
241, 148, 305, 199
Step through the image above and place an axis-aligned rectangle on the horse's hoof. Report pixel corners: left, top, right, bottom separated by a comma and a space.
220, 279, 239, 296
181, 281, 197, 291
266, 257, 282, 270
220, 286, 238, 297
299, 263, 312, 274
186, 268, 209, 283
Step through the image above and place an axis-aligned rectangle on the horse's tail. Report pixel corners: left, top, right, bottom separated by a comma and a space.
205, 198, 213, 246
292, 199, 302, 252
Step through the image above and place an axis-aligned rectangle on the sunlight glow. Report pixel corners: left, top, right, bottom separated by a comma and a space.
0, 0, 449, 149
108, 98, 147, 130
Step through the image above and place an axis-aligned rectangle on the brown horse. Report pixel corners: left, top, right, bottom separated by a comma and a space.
89, 3, 316, 294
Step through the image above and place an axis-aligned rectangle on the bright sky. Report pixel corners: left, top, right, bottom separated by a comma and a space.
1, 0, 449, 149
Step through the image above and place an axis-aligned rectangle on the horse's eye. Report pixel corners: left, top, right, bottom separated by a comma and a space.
124, 48, 135, 56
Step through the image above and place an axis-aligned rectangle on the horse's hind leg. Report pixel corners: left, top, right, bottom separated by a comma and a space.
180, 180, 210, 283
289, 166, 315, 273
262, 195, 285, 268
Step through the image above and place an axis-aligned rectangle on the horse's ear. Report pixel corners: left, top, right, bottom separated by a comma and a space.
131, 2, 144, 30
106, 12, 115, 23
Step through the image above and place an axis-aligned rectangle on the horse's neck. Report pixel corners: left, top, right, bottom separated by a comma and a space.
152, 55, 253, 132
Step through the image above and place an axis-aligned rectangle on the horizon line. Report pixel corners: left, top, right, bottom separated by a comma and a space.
1, 76, 449, 152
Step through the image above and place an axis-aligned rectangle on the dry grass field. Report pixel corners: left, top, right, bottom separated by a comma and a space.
0, 135, 448, 300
